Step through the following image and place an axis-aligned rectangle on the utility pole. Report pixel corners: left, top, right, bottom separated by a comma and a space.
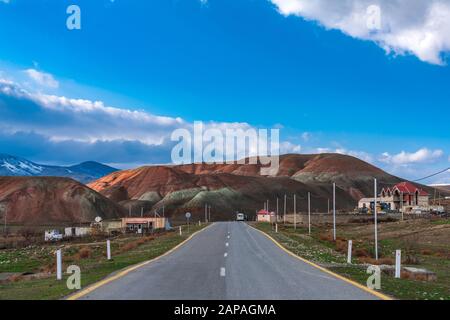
283, 194, 287, 225
374, 178, 379, 260
308, 192, 311, 235
276, 197, 279, 220
333, 183, 336, 241
401, 191, 404, 221
294, 194, 297, 230
3, 209, 6, 235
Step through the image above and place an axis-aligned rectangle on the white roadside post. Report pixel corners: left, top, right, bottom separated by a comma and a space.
395, 250, 402, 279
56, 249, 62, 280
275, 223, 278, 233
333, 183, 336, 241
347, 240, 353, 264
179, 226, 182, 236
308, 192, 311, 235
374, 178, 379, 261
106, 240, 111, 260
283, 194, 287, 225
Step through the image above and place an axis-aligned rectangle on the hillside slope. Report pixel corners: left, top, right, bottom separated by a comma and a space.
88, 154, 408, 221
0, 176, 126, 225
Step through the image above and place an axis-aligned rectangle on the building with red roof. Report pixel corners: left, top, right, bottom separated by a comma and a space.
359, 181, 429, 213
257, 209, 276, 223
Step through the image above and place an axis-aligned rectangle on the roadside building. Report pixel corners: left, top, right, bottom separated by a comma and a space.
64, 226, 93, 237
358, 181, 429, 213
98, 219, 123, 234
100, 217, 171, 234
256, 209, 276, 223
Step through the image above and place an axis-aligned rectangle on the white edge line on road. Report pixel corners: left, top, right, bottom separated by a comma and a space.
224, 253, 228, 258
225, 242, 229, 247
66, 223, 215, 300
248, 224, 393, 301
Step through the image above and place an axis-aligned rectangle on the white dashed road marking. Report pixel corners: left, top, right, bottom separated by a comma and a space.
220, 268, 226, 277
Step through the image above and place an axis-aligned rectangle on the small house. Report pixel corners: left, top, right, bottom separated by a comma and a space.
257, 209, 276, 223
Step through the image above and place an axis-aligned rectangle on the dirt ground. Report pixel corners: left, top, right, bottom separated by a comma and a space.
337, 217, 450, 254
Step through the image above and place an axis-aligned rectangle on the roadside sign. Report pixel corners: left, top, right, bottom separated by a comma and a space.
185, 212, 191, 232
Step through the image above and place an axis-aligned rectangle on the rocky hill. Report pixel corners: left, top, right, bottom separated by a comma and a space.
0, 176, 126, 225
88, 154, 410, 222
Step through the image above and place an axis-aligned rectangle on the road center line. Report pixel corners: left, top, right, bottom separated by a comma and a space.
224, 253, 228, 258
220, 267, 226, 277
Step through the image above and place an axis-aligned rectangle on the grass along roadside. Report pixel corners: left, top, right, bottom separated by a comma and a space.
0, 224, 208, 300
253, 221, 449, 300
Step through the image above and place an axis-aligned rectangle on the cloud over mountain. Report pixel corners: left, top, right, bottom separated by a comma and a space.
0, 79, 292, 166
270, 0, 450, 65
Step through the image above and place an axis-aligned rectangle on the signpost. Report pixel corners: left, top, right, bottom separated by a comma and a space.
185, 212, 191, 233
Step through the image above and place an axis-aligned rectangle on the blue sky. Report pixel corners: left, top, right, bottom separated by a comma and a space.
0, 0, 449, 183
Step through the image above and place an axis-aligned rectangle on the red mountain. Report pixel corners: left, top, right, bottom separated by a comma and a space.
0, 176, 126, 225
88, 154, 407, 222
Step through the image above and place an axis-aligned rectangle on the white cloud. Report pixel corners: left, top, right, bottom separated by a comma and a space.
379, 148, 444, 165
24, 69, 59, 89
301, 132, 311, 142
0, 0, 11, 3
0, 78, 291, 165
280, 141, 302, 154
270, 0, 450, 65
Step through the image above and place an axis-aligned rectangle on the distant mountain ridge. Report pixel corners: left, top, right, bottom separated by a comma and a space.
0, 154, 118, 183
89, 153, 430, 222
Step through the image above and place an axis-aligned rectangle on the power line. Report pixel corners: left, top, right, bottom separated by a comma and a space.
412, 167, 450, 182
377, 167, 450, 186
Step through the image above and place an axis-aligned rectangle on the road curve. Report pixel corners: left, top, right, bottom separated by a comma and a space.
78, 222, 379, 300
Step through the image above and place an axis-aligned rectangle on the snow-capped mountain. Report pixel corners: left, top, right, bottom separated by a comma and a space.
0, 154, 118, 183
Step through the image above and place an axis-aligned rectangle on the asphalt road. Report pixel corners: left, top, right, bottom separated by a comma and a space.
79, 222, 379, 300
